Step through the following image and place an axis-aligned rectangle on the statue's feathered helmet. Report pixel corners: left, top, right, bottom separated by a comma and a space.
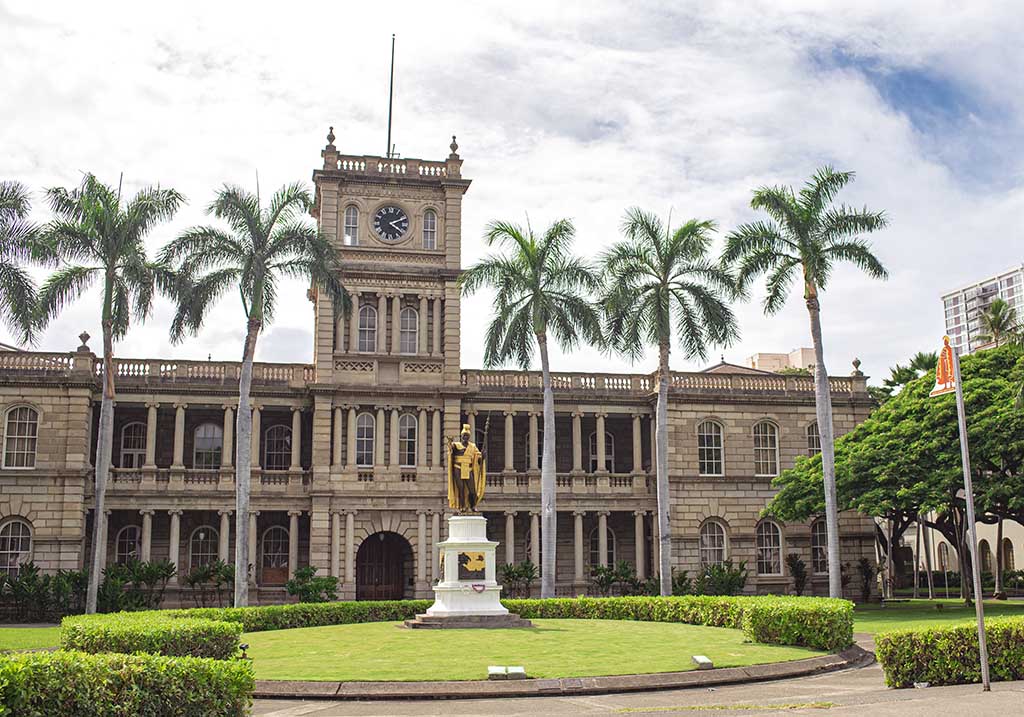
461, 423, 472, 436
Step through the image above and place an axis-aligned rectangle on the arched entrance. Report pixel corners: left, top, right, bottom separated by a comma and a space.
356, 531, 413, 600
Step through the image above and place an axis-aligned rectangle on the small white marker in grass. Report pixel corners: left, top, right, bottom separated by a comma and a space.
507, 666, 526, 679
692, 655, 713, 670
487, 665, 507, 680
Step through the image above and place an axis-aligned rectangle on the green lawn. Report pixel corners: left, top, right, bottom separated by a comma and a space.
854, 599, 1024, 635
244, 619, 824, 682
0, 626, 60, 652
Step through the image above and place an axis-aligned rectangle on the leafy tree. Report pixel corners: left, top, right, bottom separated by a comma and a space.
601, 209, 738, 595
160, 183, 345, 608
38, 174, 183, 613
722, 167, 888, 598
977, 298, 1020, 347
0, 180, 47, 344
285, 566, 338, 603
785, 553, 808, 596
460, 219, 602, 599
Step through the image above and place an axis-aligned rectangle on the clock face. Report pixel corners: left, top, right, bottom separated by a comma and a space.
372, 205, 409, 242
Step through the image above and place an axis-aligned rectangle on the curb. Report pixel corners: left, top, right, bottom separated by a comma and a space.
253, 645, 874, 701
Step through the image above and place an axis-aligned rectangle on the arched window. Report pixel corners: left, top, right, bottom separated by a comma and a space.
115, 525, 141, 564
979, 539, 992, 574
356, 412, 375, 467
399, 413, 417, 467
261, 525, 289, 585
937, 542, 950, 571
193, 423, 223, 470
756, 521, 783, 575
188, 526, 219, 571
264, 425, 291, 471
753, 421, 779, 476
588, 431, 615, 472
699, 520, 727, 566
1002, 538, 1015, 572
806, 422, 821, 456
811, 519, 828, 574
3, 406, 39, 469
0, 519, 32, 576
697, 420, 724, 476
343, 205, 359, 246
358, 305, 377, 352
120, 422, 146, 468
399, 307, 418, 354
588, 524, 616, 567
422, 209, 437, 249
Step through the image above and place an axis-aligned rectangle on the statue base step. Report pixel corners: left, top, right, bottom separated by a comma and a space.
403, 613, 534, 629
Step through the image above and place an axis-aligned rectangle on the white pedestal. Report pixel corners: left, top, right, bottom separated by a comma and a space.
425, 515, 508, 617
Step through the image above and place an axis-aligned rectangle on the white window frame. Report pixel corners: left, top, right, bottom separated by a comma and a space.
261, 525, 289, 571
753, 421, 779, 477
806, 422, 821, 456
358, 305, 377, 353
355, 412, 375, 467
264, 425, 291, 471
343, 205, 359, 246
193, 422, 223, 470
755, 520, 783, 575
697, 420, 724, 476
3, 405, 39, 469
699, 519, 727, 567
422, 209, 437, 249
188, 526, 219, 571
0, 518, 32, 576
115, 525, 142, 565
811, 519, 828, 574
398, 413, 417, 468
119, 421, 147, 469
587, 431, 615, 472
399, 307, 418, 355
588, 525, 616, 567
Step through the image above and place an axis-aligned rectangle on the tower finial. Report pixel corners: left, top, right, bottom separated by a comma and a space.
326, 126, 335, 148
450, 135, 459, 155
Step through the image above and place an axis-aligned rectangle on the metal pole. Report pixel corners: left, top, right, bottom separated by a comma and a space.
386, 34, 395, 157
952, 344, 990, 691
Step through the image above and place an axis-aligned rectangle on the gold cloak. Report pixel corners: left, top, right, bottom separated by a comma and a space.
446, 439, 486, 510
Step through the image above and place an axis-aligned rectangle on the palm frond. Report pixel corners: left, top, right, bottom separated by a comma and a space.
798, 166, 854, 215
822, 239, 888, 282
0, 261, 38, 344
36, 265, 99, 327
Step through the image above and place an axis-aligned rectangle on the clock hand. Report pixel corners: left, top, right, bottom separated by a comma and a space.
390, 219, 403, 231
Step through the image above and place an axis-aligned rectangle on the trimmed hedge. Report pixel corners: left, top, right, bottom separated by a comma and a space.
61, 613, 242, 660
875, 617, 1024, 688
0, 650, 253, 716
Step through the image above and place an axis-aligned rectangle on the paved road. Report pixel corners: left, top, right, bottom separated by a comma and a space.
253, 663, 1024, 716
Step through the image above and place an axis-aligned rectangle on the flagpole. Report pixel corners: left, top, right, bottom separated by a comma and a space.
951, 343, 990, 691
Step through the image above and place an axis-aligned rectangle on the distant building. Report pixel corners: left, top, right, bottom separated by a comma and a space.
942, 264, 1024, 354
747, 348, 815, 372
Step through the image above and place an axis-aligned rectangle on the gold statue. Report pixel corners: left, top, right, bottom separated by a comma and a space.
446, 424, 486, 512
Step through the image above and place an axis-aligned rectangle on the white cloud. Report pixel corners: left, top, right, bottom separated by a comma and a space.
2, 0, 1022, 384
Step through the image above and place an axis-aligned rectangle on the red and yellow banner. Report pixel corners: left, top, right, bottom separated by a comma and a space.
930, 336, 956, 397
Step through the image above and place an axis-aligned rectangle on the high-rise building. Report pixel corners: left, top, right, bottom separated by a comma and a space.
747, 348, 815, 372
942, 264, 1024, 354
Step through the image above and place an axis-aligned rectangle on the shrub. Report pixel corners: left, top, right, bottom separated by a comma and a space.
875, 617, 1024, 688
671, 569, 693, 596
0, 650, 253, 717
857, 558, 876, 603
184, 560, 235, 608
499, 562, 537, 598
694, 560, 748, 596
590, 565, 616, 596
786, 554, 808, 597
741, 597, 854, 652
61, 613, 242, 659
285, 566, 338, 603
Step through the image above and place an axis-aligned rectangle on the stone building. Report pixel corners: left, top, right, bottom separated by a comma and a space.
0, 133, 877, 603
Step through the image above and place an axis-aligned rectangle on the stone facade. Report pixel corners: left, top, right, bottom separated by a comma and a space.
0, 134, 877, 602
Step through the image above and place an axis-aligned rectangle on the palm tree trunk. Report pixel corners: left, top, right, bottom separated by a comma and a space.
656, 342, 672, 597
234, 317, 260, 607
537, 333, 557, 599
804, 282, 842, 599
913, 520, 921, 598
86, 296, 116, 614
994, 517, 1005, 599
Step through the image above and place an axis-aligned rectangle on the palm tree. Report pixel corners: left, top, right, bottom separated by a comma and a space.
159, 182, 345, 608
0, 181, 45, 344
976, 298, 1019, 347
460, 218, 602, 599
722, 166, 888, 599
909, 351, 938, 375
601, 209, 739, 596
38, 173, 183, 613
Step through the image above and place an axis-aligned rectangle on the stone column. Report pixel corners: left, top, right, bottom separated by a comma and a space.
432, 297, 442, 355
528, 413, 539, 471
374, 407, 386, 466
418, 295, 429, 354
172, 403, 187, 469
468, 411, 476, 437
574, 511, 585, 582
430, 511, 441, 582
417, 409, 428, 468
288, 511, 300, 578
251, 406, 261, 468
504, 511, 516, 565
290, 408, 302, 470
652, 514, 661, 577
417, 511, 427, 585
390, 294, 402, 354
345, 511, 356, 586
572, 411, 583, 472
218, 510, 231, 562
248, 511, 259, 586
649, 416, 656, 473
596, 413, 607, 472
144, 403, 158, 469
335, 305, 345, 353
430, 410, 441, 467
332, 407, 343, 468
167, 510, 181, 585
348, 294, 360, 352
331, 512, 341, 578
346, 407, 357, 468
377, 293, 388, 353
389, 408, 400, 467
598, 511, 609, 567
504, 412, 515, 472
222, 405, 234, 468
632, 414, 643, 474
140, 509, 153, 562
530, 511, 540, 565
634, 511, 646, 580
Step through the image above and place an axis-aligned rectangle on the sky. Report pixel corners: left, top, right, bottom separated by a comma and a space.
2, 1, 1023, 382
